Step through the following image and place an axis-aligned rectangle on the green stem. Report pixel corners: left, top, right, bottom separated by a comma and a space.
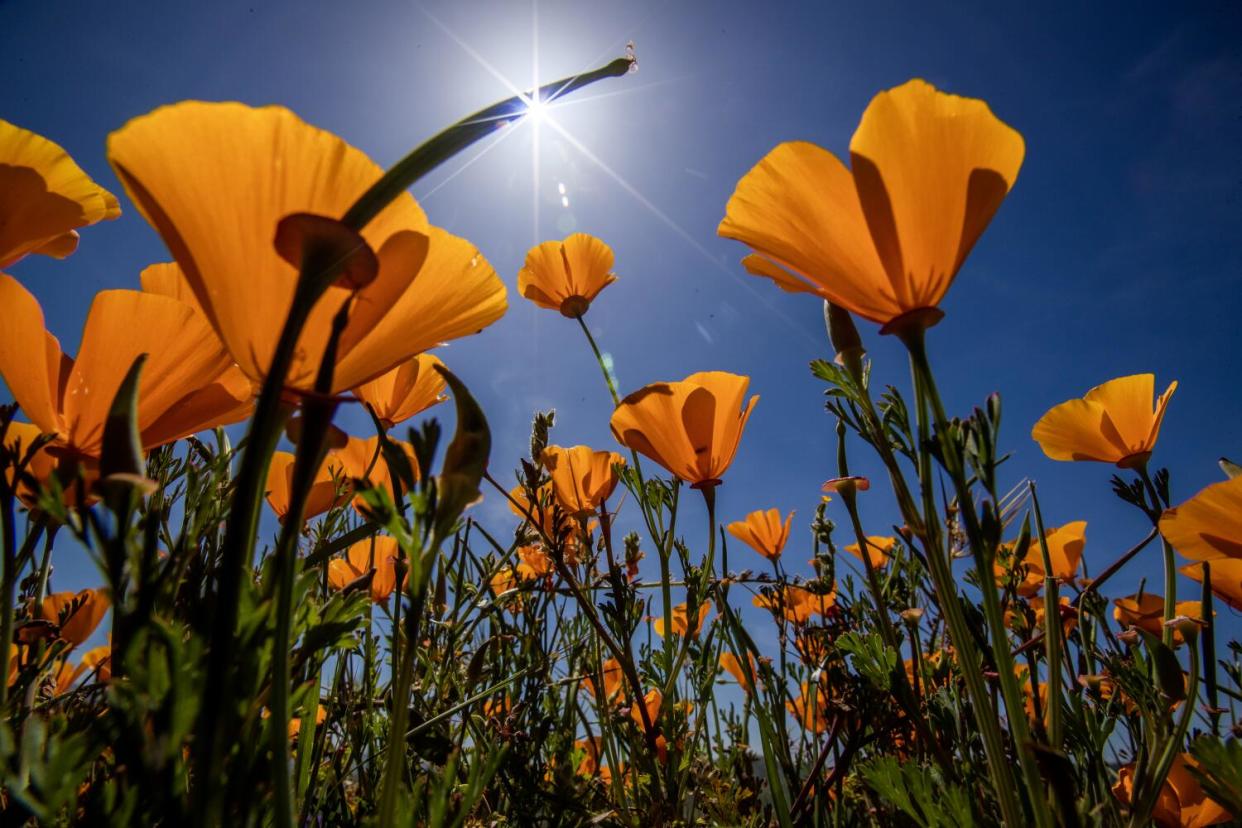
905, 331, 1046, 828
1028, 484, 1063, 749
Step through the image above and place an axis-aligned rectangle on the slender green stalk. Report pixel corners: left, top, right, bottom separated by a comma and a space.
909, 333, 1054, 826
1028, 484, 1063, 748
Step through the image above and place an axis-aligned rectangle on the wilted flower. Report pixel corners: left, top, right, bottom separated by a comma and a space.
1112, 753, 1231, 828
610, 371, 757, 488
517, 233, 617, 318
843, 535, 896, 569
753, 585, 835, 625
995, 521, 1087, 596
540, 444, 624, 516
1160, 476, 1242, 561
719, 79, 1024, 333
1179, 560, 1242, 612
353, 353, 448, 430
0, 118, 120, 269
1031, 374, 1176, 468
821, 476, 870, 495
653, 601, 712, 638
726, 508, 794, 561
0, 274, 252, 461
327, 536, 403, 603
108, 101, 507, 393
1113, 594, 1203, 647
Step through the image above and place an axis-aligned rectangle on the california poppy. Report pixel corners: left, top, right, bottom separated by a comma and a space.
80, 645, 112, 683
540, 445, 624, 516
107, 101, 506, 393
1179, 560, 1242, 612
1031, 374, 1176, 469
726, 508, 794, 561
1160, 476, 1242, 561
0, 274, 252, 461
995, 522, 1087, 597
752, 584, 835, 625
610, 371, 757, 488
719, 79, 1024, 333
2, 420, 83, 506
508, 483, 592, 564
353, 353, 448, 430
0, 119, 120, 269
327, 536, 403, 603
265, 450, 347, 523
581, 657, 623, 701
37, 589, 109, 646
1112, 753, 1231, 828
1113, 594, 1203, 647
630, 688, 663, 730
331, 434, 419, 513
653, 601, 712, 638
719, 651, 759, 693
787, 680, 834, 733
843, 535, 897, 569
517, 233, 617, 318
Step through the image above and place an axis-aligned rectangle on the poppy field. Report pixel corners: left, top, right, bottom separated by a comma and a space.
2, 34, 1242, 828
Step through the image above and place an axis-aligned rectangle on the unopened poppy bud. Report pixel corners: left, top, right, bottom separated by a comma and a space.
899, 608, 924, 624
1117, 629, 1140, 645
1164, 615, 1204, 642
824, 301, 865, 379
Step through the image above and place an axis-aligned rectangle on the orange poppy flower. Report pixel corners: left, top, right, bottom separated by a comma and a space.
107, 101, 507, 393
572, 738, 603, 778
1113, 753, 1231, 828
508, 483, 593, 563
327, 536, 403, 603
330, 434, 419, 513
516, 545, 554, 579
49, 658, 89, 697
719, 79, 1024, 332
80, 645, 112, 683
0, 274, 252, 461
653, 601, 712, 638
630, 688, 663, 730
1160, 476, 1242, 561
843, 535, 897, 569
726, 508, 794, 560
719, 651, 759, 693
1179, 560, 1242, 612
581, 657, 623, 701
265, 450, 347, 523
287, 707, 328, 741
353, 353, 448, 430
1018, 595, 1077, 637
517, 233, 617, 318
1113, 594, 1203, 647
787, 680, 834, 733
2, 421, 88, 506
0, 119, 120, 269
1031, 374, 1177, 469
610, 371, 757, 488
37, 589, 109, 646
540, 445, 625, 516
995, 521, 1087, 597
752, 584, 835, 625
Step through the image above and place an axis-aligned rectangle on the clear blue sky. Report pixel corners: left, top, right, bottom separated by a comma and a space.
3, 1, 1240, 649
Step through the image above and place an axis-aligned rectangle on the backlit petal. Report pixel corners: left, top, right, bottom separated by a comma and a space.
0, 274, 64, 434
1160, 476, 1242, 561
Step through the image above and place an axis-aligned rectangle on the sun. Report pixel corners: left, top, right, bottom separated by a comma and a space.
525, 94, 548, 125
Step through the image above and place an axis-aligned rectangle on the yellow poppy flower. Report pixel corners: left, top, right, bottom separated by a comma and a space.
653, 601, 712, 638
843, 535, 897, 569
1179, 560, 1242, 612
540, 444, 624, 516
752, 584, 835, 625
353, 353, 448, 430
610, 371, 757, 488
1160, 476, 1242, 561
1113, 594, 1203, 647
719, 79, 1024, 332
37, 589, 109, 646
995, 521, 1087, 597
0, 119, 120, 269
726, 508, 794, 561
107, 101, 506, 393
1113, 753, 1231, 828
327, 536, 403, 603
1031, 374, 1176, 468
0, 274, 252, 460
517, 233, 617, 317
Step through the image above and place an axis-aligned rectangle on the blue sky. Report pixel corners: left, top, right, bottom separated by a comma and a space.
3, 1, 1240, 652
